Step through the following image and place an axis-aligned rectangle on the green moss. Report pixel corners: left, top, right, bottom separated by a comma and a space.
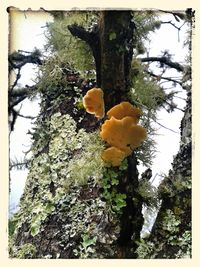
12, 243, 37, 259
136, 239, 154, 259
12, 113, 108, 241
8, 217, 18, 237
74, 233, 97, 258
66, 129, 105, 186
159, 175, 192, 198
162, 209, 181, 234
46, 12, 97, 78
137, 179, 158, 207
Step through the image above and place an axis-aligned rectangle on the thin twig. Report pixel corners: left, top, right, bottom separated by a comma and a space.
160, 21, 186, 42
17, 113, 36, 119
9, 161, 28, 171
173, 95, 186, 101
9, 68, 21, 92
145, 70, 183, 86
161, 21, 180, 30
152, 119, 179, 134
165, 100, 184, 112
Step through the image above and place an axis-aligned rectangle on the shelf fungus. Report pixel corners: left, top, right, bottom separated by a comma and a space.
83, 88, 105, 119
100, 116, 146, 156
100, 101, 147, 166
107, 101, 141, 124
101, 146, 126, 167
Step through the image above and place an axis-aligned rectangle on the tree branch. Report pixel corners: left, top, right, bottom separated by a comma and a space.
9, 160, 29, 171
140, 57, 184, 72
9, 50, 42, 72
151, 119, 179, 134
8, 86, 36, 131
68, 23, 101, 86
9, 85, 36, 111
17, 113, 36, 120
68, 24, 93, 44
9, 95, 27, 111
157, 10, 186, 22
144, 70, 182, 86
9, 68, 21, 92
160, 21, 186, 41
9, 87, 30, 98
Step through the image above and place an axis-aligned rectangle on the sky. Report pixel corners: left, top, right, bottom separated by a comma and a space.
9, 10, 53, 214
9, 10, 189, 215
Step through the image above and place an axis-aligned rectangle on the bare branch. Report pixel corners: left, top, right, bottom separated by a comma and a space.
9, 50, 42, 72
160, 20, 186, 41
151, 118, 179, 134
164, 100, 184, 112
9, 161, 29, 171
140, 56, 184, 72
9, 95, 27, 111
161, 21, 180, 30
158, 10, 186, 22
144, 70, 183, 86
9, 68, 21, 92
68, 24, 93, 44
17, 113, 36, 120
68, 23, 101, 85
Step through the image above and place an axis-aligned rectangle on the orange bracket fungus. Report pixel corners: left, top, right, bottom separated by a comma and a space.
101, 147, 126, 167
100, 116, 147, 157
100, 101, 147, 166
107, 101, 141, 124
83, 88, 105, 119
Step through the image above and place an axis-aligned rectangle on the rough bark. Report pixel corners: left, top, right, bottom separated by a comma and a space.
69, 11, 143, 258
146, 91, 192, 258
9, 11, 191, 260
10, 11, 144, 259
99, 11, 134, 109
98, 11, 143, 257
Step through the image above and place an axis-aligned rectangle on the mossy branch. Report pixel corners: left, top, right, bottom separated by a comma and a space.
140, 57, 184, 72
68, 24, 101, 85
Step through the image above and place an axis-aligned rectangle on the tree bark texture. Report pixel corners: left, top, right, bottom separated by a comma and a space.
10, 11, 145, 259
10, 11, 191, 259
147, 91, 191, 258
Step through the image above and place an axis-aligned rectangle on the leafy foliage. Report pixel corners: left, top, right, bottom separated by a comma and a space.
102, 162, 128, 215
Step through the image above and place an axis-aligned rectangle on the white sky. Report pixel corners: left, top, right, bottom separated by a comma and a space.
9, 11, 189, 213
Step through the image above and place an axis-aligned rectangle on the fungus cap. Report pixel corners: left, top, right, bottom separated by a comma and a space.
83, 88, 105, 118
100, 116, 147, 155
101, 146, 126, 166
107, 101, 141, 124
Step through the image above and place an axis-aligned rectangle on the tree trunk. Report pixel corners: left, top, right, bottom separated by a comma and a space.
10, 11, 144, 259
99, 11, 144, 258
99, 11, 134, 109
146, 91, 192, 258
9, 11, 191, 260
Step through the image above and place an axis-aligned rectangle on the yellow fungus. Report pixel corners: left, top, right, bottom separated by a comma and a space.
107, 101, 141, 124
100, 116, 147, 156
83, 88, 105, 119
101, 146, 126, 167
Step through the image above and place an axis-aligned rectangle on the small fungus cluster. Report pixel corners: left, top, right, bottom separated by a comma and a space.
83, 87, 105, 119
83, 88, 147, 166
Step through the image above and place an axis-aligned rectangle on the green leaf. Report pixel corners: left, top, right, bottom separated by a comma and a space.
111, 178, 119, 185
109, 32, 117, 41
30, 223, 40, 237
81, 234, 97, 250
45, 202, 56, 213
